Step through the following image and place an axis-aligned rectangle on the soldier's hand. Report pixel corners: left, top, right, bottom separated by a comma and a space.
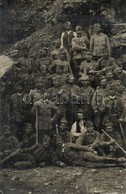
109, 138, 115, 145
119, 118, 123, 123
59, 162, 66, 167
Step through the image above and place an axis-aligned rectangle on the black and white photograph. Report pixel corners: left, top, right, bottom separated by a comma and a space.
0, 0, 126, 193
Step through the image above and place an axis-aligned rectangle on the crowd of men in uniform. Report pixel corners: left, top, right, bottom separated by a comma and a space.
0, 21, 126, 169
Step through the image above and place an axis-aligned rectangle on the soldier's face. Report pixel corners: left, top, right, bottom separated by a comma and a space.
100, 79, 107, 88
81, 80, 89, 86
86, 54, 92, 61
41, 69, 47, 75
87, 126, 94, 133
77, 31, 82, 37
95, 26, 101, 33
60, 124, 66, 131
77, 113, 84, 120
36, 83, 42, 89
17, 86, 23, 93
53, 80, 60, 87
66, 25, 71, 31
105, 126, 113, 132
43, 140, 50, 148
106, 73, 113, 80
60, 53, 66, 60
26, 125, 33, 134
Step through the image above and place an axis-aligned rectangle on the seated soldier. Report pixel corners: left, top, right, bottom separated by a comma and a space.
0, 135, 57, 169
58, 118, 70, 143
55, 135, 126, 168
0, 125, 20, 160
76, 121, 100, 151
70, 109, 88, 142
20, 123, 36, 149
99, 122, 123, 157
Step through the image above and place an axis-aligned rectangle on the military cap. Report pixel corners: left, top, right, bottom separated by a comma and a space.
77, 109, 84, 114
53, 75, 60, 81
60, 118, 68, 125
43, 135, 51, 142
100, 75, 106, 81
86, 51, 92, 55
104, 121, 113, 127
94, 23, 102, 28
86, 121, 94, 127
64, 21, 71, 27
79, 75, 89, 81
42, 47, 48, 52
59, 48, 66, 54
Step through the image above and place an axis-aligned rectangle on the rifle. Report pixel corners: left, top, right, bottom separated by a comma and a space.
119, 121, 126, 147
101, 129, 126, 155
36, 106, 39, 144
56, 124, 59, 134
0, 148, 21, 166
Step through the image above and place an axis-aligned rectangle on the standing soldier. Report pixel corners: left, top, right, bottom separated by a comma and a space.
23, 64, 36, 93
90, 23, 111, 60
79, 75, 94, 121
61, 21, 76, 55
31, 93, 60, 143
62, 74, 81, 128
72, 26, 89, 79
48, 75, 66, 120
9, 83, 31, 142
103, 88, 125, 130
92, 77, 108, 131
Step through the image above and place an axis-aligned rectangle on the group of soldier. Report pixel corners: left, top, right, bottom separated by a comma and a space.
0, 21, 126, 169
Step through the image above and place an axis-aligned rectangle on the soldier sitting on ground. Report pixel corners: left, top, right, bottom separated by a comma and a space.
0, 125, 20, 160
76, 121, 100, 152
99, 122, 124, 157
20, 123, 36, 149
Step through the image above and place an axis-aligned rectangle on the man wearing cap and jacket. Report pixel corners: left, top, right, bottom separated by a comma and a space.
62, 74, 81, 128
90, 23, 111, 60
99, 121, 123, 157
47, 75, 66, 120
49, 48, 72, 74
79, 75, 94, 121
31, 93, 60, 143
72, 26, 89, 79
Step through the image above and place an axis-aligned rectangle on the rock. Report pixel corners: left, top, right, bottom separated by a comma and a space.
90, 169, 97, 173
75, 185, 79, 189
73, 172, 82, 177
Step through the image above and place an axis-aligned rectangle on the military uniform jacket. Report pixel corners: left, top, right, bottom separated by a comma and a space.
76, 130, 100, 147
9, 93, 29, 122
90, 33, 111, 57
32, 100, 59, 131
72, 36, 89, 59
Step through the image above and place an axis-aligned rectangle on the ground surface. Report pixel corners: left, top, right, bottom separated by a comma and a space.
0, 166, 126, 194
